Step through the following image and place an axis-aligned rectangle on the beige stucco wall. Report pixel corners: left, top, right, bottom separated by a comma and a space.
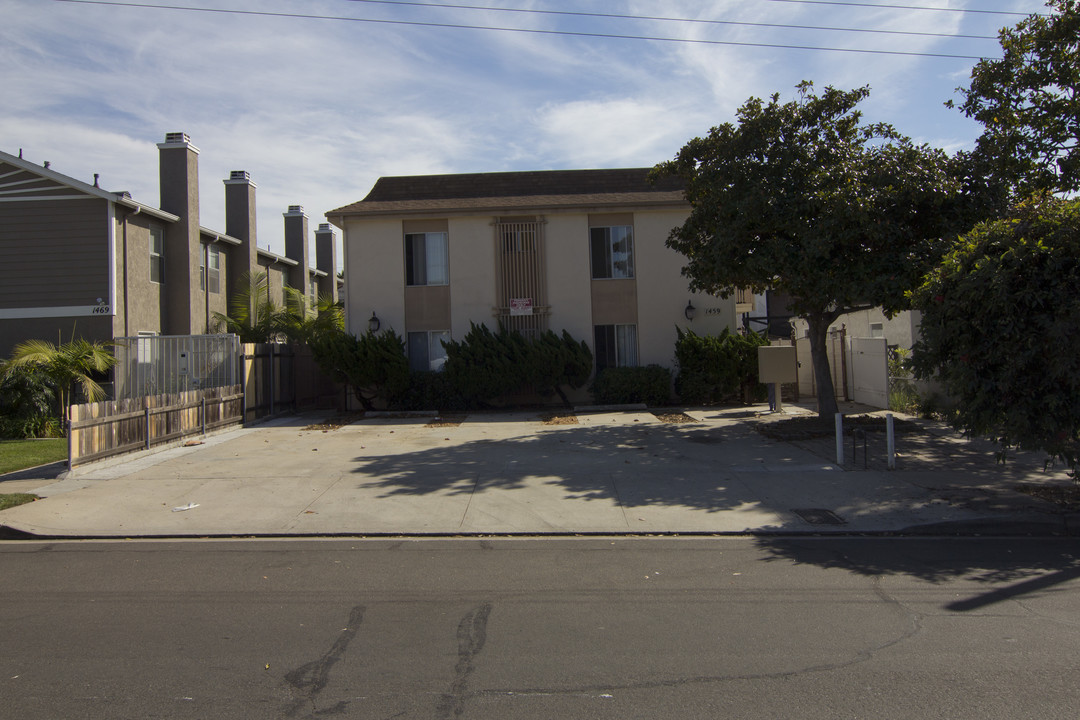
339, 205, 737, 370
803, 308, 922, 350
633, 209, 733, 367
343, 217, 406, 338
544, 214, 593, 345
448, 216, 496, 336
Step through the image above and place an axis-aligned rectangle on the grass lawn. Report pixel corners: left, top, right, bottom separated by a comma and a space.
0, 438, 67, 475
0, 493, 39, 511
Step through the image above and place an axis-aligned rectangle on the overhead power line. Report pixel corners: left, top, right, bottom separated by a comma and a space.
761, 0, 1043, 16
337, 0, 1000, 40
52, 0, 1003, 60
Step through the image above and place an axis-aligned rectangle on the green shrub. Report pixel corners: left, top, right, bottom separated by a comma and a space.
396, 371, 467, 412
443, 324, 592, 407
590, 365, 672, 406
0, 363, 60, 439
887, 348, 921, 414
674, 327, 768, 404
308, 328, 409, 410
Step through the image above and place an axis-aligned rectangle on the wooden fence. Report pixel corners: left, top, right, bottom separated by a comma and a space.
68, 385, 243, 467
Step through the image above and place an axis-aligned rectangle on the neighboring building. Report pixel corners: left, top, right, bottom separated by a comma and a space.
0, 133, 338, 358
326, 169, 736, 377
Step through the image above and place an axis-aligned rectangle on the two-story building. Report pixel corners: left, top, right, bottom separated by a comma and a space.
327, 169, 736, 376
0, 133, 339, 358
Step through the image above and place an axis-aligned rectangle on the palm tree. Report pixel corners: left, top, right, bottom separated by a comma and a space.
3, 338, 116, 421
211, 270, 279, 342
277, 286, 345, 347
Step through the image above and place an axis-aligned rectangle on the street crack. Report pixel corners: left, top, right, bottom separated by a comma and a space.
285, 604, 366, 717
436, 602, 493, 719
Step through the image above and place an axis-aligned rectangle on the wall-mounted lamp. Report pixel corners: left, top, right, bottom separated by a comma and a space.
684, 300, 697, 321
368, 311, 381, 333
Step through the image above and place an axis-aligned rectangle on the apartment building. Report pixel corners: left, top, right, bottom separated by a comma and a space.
327, 168, 736, 375
0, 133, 338, 358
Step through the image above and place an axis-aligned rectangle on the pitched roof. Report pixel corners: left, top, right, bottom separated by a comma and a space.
328, 168, 686, 218
0, 149, 178, 222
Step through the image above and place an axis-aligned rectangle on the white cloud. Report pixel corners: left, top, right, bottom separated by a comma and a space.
0, 0, 1048, 256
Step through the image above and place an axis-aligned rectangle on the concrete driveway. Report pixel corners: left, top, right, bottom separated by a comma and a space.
1, 405, 1075, 538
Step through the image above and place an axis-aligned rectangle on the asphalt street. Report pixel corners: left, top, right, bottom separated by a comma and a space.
3, 536, 1079, 719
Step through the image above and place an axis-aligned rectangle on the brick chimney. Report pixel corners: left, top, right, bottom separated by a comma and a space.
224, 170, 258, 299
283, 205, 309, 302
314, 223, 338, 303
157, 131, 200, 333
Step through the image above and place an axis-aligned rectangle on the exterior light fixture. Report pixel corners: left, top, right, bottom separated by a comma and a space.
684, 300, 697, 321
368, 311, 381, 333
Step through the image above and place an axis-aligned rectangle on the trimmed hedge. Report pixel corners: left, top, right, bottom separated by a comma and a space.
674, 327, 768, 404
442, 323, 593, 408
589, 365, 672, 406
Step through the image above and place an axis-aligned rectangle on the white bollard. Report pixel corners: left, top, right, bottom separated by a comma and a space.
835, 413, 844, 465
886, 413, 896, 470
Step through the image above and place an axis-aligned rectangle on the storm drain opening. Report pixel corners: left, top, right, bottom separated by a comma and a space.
791, 508, 847, 525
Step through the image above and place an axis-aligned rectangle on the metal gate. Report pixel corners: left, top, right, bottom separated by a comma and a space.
113, 334, 240, 400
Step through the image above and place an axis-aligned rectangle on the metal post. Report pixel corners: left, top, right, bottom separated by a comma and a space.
144, 403, 151, 450
66, 413, 73, 472
886, 413, 896, 470
774, 383, 783, 413
201, 396, 206, 436
835, 413, 844, 465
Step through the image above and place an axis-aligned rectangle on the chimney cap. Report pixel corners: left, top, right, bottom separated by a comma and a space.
317, 223, 333, 232
224, 169, 256, 187
158, 132, 200, 153
285, 205, 306, 216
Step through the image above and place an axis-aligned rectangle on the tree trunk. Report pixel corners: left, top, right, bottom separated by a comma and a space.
806, 314, 839, 418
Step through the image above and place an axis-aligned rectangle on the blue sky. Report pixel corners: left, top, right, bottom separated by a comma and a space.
1, 0, 1048, 257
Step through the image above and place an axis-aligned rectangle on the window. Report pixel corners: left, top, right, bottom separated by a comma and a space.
590, 225, 634, 279
594, 324, 638, 371
870, 322, 884, 339
149, 226, 164, 283
207, 245, 220, 294
405, 232, 449, 286
408, 330, 450, 372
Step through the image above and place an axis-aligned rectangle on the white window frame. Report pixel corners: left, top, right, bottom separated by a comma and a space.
149, 225, 164, 284
207, 244, 220, 294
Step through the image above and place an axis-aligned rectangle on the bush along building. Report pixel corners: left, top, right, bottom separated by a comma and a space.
326, 169, 737, 403
0, 133, 339, 360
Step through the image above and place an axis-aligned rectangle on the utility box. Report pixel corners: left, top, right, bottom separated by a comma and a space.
758, 345, 797, 384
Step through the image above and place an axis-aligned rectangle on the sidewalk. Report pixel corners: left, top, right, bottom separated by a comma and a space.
1, 405, 1077, 538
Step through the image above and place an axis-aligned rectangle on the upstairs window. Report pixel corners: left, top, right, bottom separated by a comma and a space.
207, 245, 220, 294
590, 225, 634, 279
199, 245, 220, 293
405, 232, 449, 286
149, 226, 164, 284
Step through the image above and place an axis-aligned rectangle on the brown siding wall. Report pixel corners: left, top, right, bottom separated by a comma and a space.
405, 285, 452, 330
0, 316, 114, 359
591, 279, 638, 325
0, 198, 110, 308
